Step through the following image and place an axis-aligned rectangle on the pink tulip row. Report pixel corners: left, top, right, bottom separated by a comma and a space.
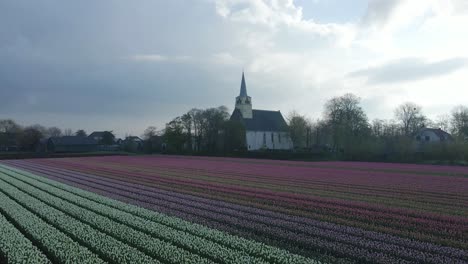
56, 156, 468, 200
33, 159, 467, 230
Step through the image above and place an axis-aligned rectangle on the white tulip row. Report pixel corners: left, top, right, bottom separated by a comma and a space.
0, 189, 105, 264
0, 174, 161, 264
0, 165, 321, 264
5, 168, 268, 264
0, 171, 214, 264
0, 213, 51, 264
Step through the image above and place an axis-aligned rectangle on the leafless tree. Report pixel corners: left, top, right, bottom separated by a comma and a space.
450, 105, 468, 139
63, 128, 73, 136
47, 127, 62, 137
0, 119, 22, 133
394, 102, 426, 136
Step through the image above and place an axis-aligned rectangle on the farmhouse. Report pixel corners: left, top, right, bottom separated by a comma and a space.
414, 128, 453, 144
230, 72, 293, 151
43, 136, 98, 153
88, 131, 106, 142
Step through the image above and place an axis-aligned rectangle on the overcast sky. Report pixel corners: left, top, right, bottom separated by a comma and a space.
1, 0, 468, 137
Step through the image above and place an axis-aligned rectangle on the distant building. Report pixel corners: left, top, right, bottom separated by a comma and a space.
88, 131, 106, 142
42, 136, 98, 153
230, 72, 293, 151
122, 136, 144, 152
414, 128, 454, 144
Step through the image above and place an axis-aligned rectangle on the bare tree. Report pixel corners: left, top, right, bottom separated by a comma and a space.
394, 102, 426, 136
47, 127, 62, 137
324, 93, 370, 151
434, 114, 451, 132
75, 129, 87, 137
143, 126, 158, 139
63, 128, 74, 136
287, 111, 310, 148
451, 105, 468, 139
18, 126, 43, 151
0, 119, 22, 133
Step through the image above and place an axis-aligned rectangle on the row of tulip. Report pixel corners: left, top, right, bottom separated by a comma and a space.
33, 166, 465, 257
40, 158, 466, 221
62, 160, 465, 216
0, 213, 51, 264
2, 168, 268, 264
0, 173, 213, 264
0, 185, 106, 264
90, 155, 468, 193
93, 158, 467, 203
6, 162, 466, 263
25, 160, 465, 246
0, 165, 320, 264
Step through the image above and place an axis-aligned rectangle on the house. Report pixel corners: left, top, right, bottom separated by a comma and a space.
122, 136, 144, 152
230, 72, 293, 151
414, 128, 454, 144
44, 136, 98, 153
88, 131, 106, 142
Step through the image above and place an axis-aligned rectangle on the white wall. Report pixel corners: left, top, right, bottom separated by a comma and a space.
416, 131, 442, 142
246, 131, 293, 150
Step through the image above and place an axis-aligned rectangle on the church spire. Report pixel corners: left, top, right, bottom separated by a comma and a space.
235, 71, 252, 119
240, 71, 247, 97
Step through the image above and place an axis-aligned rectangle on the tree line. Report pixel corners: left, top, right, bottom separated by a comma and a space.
287, 93, 468, 162
160, 93, 468, 163
161, 106, 245, 154
0, 121, 116, 152
3, 92, 468, 163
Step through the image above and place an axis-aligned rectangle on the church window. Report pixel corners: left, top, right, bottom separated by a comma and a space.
263, 133, 266, 145
271, 133, 274, 143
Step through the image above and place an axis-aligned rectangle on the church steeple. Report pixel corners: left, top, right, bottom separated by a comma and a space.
240, 71, 247, 97
235, 71, 252, 119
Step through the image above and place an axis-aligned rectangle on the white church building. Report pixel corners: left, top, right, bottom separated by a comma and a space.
230, 72, 294, 151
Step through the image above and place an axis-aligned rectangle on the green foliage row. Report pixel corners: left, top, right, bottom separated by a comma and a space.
7, 170, 267, 264
0, 175, 159, 264
1, 165, 320, 264
0, 213, 51, 264
0, 171, 205, 264
0, 187, 104, 264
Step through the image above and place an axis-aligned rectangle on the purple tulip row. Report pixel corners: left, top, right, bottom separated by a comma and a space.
100, 155, 468, 193
44, 160, 467, 241
31, 159, 467, 230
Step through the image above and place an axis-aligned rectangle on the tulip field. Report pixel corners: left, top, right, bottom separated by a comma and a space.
0, 156, 467, 263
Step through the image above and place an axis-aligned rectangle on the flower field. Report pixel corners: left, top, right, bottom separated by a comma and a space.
1, 156, 467, 263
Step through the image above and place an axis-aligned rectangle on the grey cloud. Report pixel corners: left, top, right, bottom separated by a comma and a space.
0, 0, 240, 134
349, 57, 468, 85
361, 0, 403, 27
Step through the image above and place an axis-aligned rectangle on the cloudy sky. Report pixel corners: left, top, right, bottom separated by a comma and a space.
1, 0, 468, 137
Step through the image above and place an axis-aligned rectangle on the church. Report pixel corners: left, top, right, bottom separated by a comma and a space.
230, 72, 294, 151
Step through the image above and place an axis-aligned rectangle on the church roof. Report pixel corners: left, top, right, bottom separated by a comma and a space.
231, 109, 289, 132
239, 72, 248, 97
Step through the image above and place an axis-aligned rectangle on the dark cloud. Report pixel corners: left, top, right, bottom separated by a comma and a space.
349, 57, 468, 84
361, 0, 402, 27
0, 0, 241, 134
